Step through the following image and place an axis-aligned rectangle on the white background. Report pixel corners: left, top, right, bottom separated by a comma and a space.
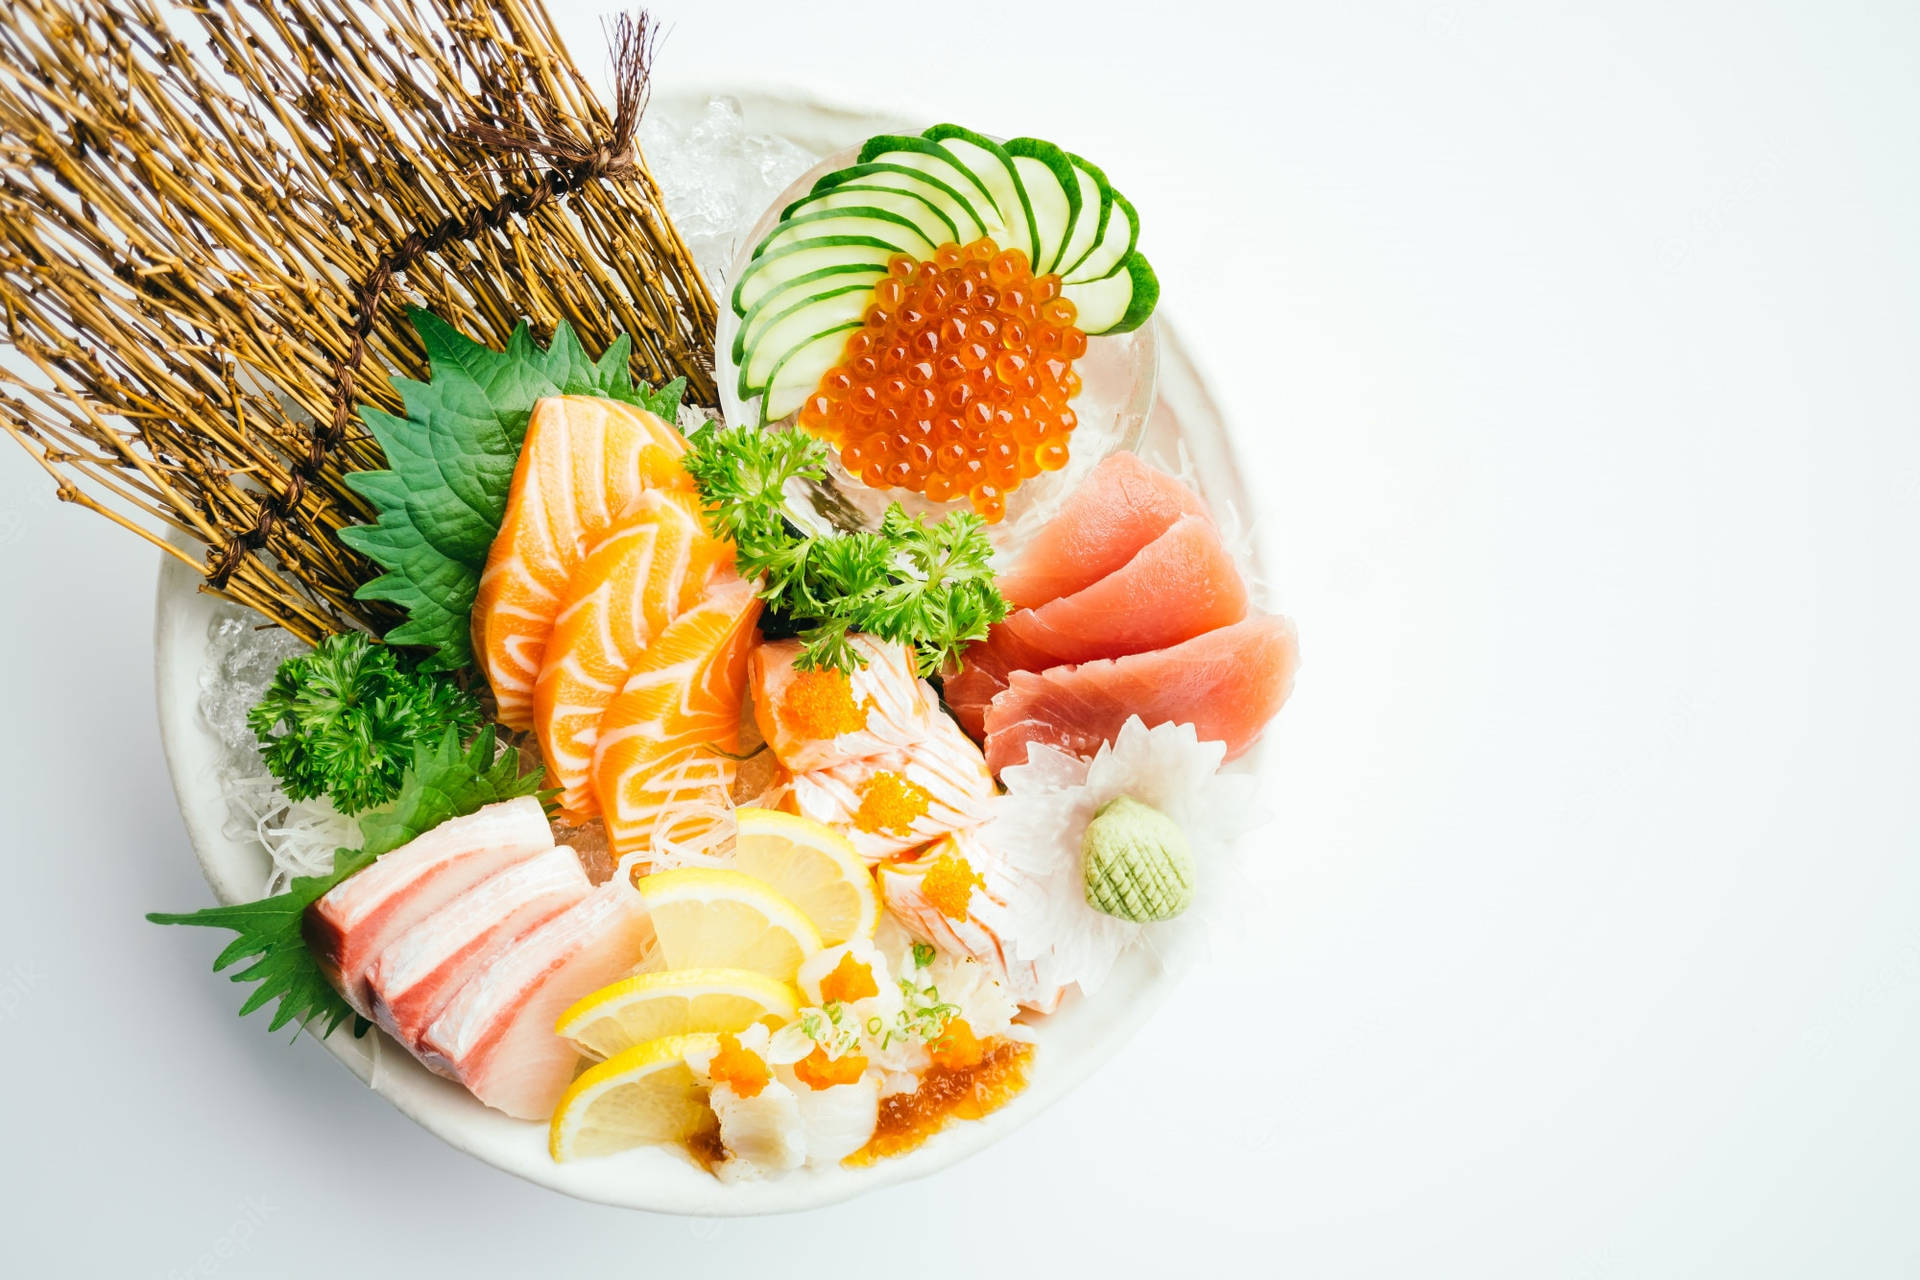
3, 1, 1915, 1275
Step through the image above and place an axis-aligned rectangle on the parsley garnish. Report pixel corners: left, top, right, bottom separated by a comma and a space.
682, 423, 1009, 676
247, 632, 482, 815
147, 727, 548, 1036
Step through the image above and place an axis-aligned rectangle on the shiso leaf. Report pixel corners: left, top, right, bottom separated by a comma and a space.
147, 727, 549, 1037
339, 310, 686, 672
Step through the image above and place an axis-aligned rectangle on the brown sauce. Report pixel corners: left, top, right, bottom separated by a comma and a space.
844, 1038, 1034, 1166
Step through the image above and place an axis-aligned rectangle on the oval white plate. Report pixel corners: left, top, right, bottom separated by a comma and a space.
151, 87, 1268, 1216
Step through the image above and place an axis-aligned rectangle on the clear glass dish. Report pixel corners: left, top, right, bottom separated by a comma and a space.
714, 142, 1158, 550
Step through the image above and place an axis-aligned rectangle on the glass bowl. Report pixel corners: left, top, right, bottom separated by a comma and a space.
714, 142, 1158, 550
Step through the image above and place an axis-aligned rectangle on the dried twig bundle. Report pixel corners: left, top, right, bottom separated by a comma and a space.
0, 0, 716, 641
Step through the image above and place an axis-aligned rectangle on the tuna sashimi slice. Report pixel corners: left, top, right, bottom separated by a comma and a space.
420, 882, 655, 1120
981, 614, 1300, 775
947, 515, 1249, 738
305, 796, 554, 1016
991, 451, 1209, 610
750, 635, 940, 773
471, 396, 692, 731
364, 844, 592, 1052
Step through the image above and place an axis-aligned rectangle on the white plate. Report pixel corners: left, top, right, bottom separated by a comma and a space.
151, 87, 1269, 1216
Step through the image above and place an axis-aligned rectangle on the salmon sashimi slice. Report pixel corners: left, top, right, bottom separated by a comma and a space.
364, 845, 592, 1053
472, 396, 692, 731
981, 614, 1300, 775
946, 515, 1249, 738
419, 881, 655, 1120
592, 578, 764, 860
304, 796, 554, 1016
876, 832, 1067, 1014
991, 451, 1210, 610
785, 713, 996, 863
532, 489, 732, 820
750, 635, 941, 773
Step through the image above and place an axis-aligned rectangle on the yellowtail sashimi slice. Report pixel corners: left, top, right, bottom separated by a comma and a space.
471, 396, 691, 731
532, 489, 731, 820
592, 578, 764, 860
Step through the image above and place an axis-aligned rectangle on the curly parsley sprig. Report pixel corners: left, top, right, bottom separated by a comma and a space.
684, 423, 1009, 675
247, 632, 483, 815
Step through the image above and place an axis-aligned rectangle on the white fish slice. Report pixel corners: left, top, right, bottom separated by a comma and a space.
419, 881, 655, 1120
305, 796, 554, 1016
365, 844, 593, 1054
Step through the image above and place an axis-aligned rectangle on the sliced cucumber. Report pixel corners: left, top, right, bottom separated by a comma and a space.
754, 207, 936, 264
811, 162, 1000, 244
781, 185, 956, 251
732, 237, 899, 316
922, 125, 1035, 265
732, 263, 887, 363
1063, 190, 1138, 285
760, 323, 863, 425
1054, 152, 1113, 280
1061, 251, 1159, 335
1004, 138, 1082, 274
854, 136, 1003, 227
738, 284, 876, 398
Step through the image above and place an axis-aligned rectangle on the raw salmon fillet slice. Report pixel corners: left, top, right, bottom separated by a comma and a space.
304, 797, 554, 1016
419, 882, 655, 1120
364, 844, 592, 1052
981, 614, 1300, 774
592, 578, 764, 860
946, 515, 1249, 737
991, 451, 1209, 610
750, 635, 940, 773
785, 713, 997, 863
532, 488, 732, 819
472, 396, 692, 731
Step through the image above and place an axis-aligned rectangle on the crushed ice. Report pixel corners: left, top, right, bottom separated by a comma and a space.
638, 96, 815, 294
199, 608, 359, 896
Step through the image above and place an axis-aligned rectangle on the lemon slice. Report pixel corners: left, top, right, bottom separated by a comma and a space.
549, 1033, 718, 1162
731, 807, 881, 945
556, 968, 800, 1061
635, 867, 822, 980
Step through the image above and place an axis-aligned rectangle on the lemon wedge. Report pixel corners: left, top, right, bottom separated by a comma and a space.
635, 867, 822, 980
556, 968, 800, 1061
731, 807, 880, 945
549, 1033, 718, 1162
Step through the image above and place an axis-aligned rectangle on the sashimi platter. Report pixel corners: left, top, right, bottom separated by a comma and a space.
1, 3, 1295, 1210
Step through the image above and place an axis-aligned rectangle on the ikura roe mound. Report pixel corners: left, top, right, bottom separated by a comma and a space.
795, 239, 1088, 522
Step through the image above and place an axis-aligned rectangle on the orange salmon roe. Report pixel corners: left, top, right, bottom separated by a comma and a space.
780, 668, 870, 740
795, 238, 1087, 522
707, 1031, 770, 1099
921, 851, 984, 921
792, 1044, 869, 1090
853, 770, 932, 835
928, 1016, 987, 1071
818, 951, 880, 1004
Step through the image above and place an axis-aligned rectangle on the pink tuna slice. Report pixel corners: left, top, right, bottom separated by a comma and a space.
364, 844, 592, 1053
419, 882, 654, 1120
305, 796, 554, 1016
991, 451, 1209, 610
947, 515, 1248, 739
982, 614, 1300, 774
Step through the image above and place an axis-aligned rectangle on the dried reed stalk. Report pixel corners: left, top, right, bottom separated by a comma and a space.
0, 0, 717, 642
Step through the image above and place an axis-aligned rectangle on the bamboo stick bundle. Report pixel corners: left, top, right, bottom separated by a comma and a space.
0, 0, 715, 641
